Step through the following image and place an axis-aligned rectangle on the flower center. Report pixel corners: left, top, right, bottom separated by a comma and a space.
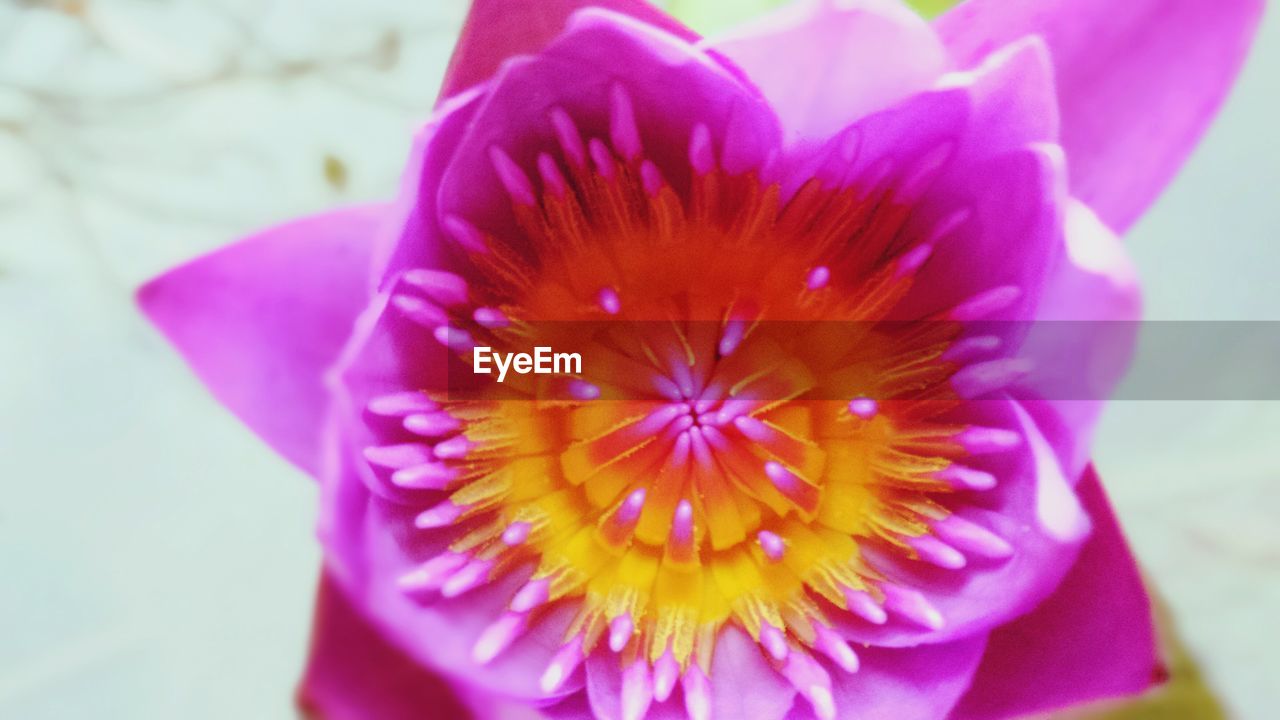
368, 88, 1021, 719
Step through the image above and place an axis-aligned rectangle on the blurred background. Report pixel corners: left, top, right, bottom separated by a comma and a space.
1, 0, 1276, 718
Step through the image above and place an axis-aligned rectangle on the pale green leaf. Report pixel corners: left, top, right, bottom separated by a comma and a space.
661, 0, 790, 34
661, 0, 960, 33
904, 0, 959, 20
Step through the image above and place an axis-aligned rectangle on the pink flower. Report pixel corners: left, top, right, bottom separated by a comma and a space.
137, 0, 1261, 718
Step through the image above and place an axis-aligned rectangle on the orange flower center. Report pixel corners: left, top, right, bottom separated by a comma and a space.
374, 93, 1019, 716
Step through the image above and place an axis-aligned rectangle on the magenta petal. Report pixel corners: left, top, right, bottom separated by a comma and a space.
583, 654, 637, 720
137, 207, 380, 476
781, 42, 1064, 325
803, 635, 988, 720
300, 572, 547, 720
436, 9, 779, 256
583, 625, 795, 720
893, 142, 1064, 323
539, 694, 597, 720
838, 400, 1090, 647
316, 427, 578, 703
299, 571, 472, 720
952, 467, 1158, 719
949, 37, 1057, 161
709, 0, 949, 140
1018, 201, 1142, 480
709, 626, 798, 720
440, 0, 697, 101
372, 87, 486, 289
893, 39, 1062, 322
1037, 202, 1141, 323
324, 291, 449, 505
937, 0, 1263, 232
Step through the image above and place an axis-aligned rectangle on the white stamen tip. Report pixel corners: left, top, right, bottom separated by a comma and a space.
810, 684, 837, 720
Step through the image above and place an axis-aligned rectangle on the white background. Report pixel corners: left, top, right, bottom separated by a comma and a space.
1, 1, 1277, 717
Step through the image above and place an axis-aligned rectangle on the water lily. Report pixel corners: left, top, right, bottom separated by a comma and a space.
137, 0, 1261, 718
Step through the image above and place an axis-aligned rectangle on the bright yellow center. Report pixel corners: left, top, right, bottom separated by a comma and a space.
426, 155, 973, 671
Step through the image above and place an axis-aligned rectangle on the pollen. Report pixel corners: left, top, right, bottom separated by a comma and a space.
373, 88, 1021, 719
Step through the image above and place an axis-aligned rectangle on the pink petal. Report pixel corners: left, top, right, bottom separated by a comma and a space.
891, 40, 1063, 323
298, 571, 473, 719
440, 0, 697, 101
325, 288, 453, 505
436, 9, 780, 259
809, 635, 989, 720
778, 41, 1063, 324
892, 142, 1064, 323
583, 655, 645, 720
539, 694, 598, 720
936, 0, 1263, 232
838, 399, 1091, 647
372, 87, 486, 289
317, 431, 580, 703
1038, 202, 1141, 322
946, 37, 1057, 161
951, 466, 1159, 718
710, 626, 799, 720
583, 625, 796, 720
299, 572, 546, 720
708, 0, 949, 140
1018, 200, 1143, 480
137, 207, 380, 476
